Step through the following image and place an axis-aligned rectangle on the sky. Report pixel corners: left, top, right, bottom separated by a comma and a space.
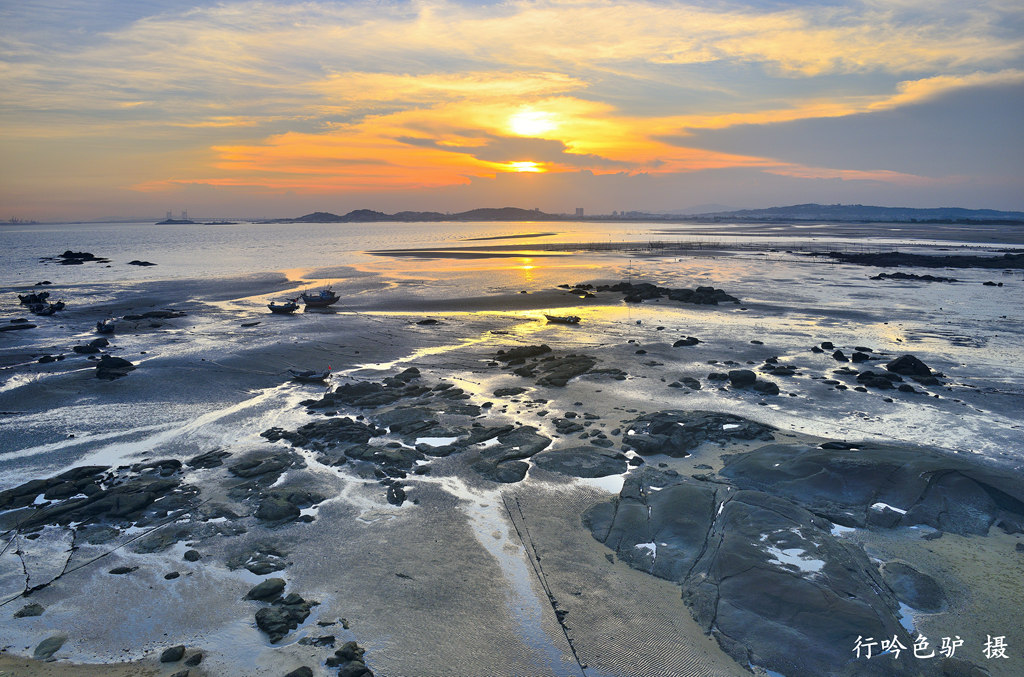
1, 0, 1023, 221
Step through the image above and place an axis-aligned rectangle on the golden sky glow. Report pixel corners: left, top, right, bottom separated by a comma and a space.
1, 0, 1022, 218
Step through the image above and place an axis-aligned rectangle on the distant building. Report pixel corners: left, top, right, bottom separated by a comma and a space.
575, 207, 584, 217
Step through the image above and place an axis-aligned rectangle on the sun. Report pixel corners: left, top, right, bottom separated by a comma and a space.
508, 109, 557, 137
504, 161, 544, 173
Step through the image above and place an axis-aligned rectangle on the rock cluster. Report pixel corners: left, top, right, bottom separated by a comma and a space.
593, 281, 740, 305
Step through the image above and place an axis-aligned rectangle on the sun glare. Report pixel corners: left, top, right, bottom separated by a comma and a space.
505, 161, 544, 173
509, 109, 557, 137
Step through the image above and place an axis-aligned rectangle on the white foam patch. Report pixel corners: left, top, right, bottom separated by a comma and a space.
870, 502, 907, 515
635, 542, 657, 558
416, 436, 460, 447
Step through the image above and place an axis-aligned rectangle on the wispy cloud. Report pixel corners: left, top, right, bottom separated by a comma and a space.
2, 0, 1022, 216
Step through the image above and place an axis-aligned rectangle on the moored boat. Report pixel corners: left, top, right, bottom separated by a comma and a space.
300, 288, 340, 308
545, 314, 581, 324
268, 299, 299, 314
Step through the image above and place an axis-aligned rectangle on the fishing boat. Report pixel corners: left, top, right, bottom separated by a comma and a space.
288, 368, 330, 383
300, 288, 340, 308
268, 299, 299, 314
545, 314, 581, 324
96, 319, 116, 334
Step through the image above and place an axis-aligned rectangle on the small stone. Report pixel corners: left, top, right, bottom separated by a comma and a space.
184, 652, 203, 666
160, 645, 186, 662
246, 577, 286, 601
14, 603, 45, 618
183, 549, 200, 562
34, 635, 66, 660
284, 669, 313, 677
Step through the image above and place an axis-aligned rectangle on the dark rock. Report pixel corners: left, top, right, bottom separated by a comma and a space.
851, 351, 870, 362
727, 369, 756, 387
622, 411, 774, 457
183, 549, 200, 562
95, 354, 135, 380
881, 562, 947, 612
886, 354, 934, 378
284, 669, 314, 677
246, 577, 286, 601
832, 350, 848, 361
255, 495, 302, 522
533, 447, 629, 477
187, 448, 232, 468
109, 565, 138, 575
585, 469, 913, 677
255, 594, 318, 643
673, 337, 701, 347
160, 645, 186, 662
680, 377, 701, 390
493, 386, 528, 397
720, 443, 1024, 536
751, 380, 780, 395
33, 635, 66, 660
127, 260, 157, 266
14, 603, 45, 618
183, 654, 203, 667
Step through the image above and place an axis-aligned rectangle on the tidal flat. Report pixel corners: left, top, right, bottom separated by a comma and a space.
1, 221, 1022, 676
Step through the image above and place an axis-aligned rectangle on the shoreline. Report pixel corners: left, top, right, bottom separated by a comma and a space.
2, 235, 1023, 676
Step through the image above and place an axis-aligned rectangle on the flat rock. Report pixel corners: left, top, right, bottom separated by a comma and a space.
720, 443, 1024, 535
622, 411, 775, 457
532, 447, 629, 477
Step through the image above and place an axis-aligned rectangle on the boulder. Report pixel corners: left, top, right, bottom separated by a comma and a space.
886, 354, 934, 378
95, 355, 135, 379
533, 447, 629, 477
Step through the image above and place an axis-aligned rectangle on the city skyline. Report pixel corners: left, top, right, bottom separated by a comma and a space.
2, 0, 1023, 221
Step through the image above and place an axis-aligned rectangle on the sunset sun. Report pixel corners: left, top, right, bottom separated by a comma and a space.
508, 109, 557, 137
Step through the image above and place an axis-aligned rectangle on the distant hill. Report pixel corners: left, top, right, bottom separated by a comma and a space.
684, 203, 1024, 224
267, 207, 563, 223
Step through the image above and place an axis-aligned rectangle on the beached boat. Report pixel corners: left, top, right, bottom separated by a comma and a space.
300, 288, 340, 308
96, 319, 116, 334
288, 368, 330, 383
545, 314, 581, 324
268, 299, 299, 314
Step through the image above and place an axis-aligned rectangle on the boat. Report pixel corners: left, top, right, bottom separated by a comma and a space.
300, 288, 340, 308
545, 314, 581, 324
288, 368, 330, 383
96, 319, 116, 334
268, 299, 299, 314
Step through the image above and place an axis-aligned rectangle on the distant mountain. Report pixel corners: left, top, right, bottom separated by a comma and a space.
685, 203, 1024, 223
268, 206, 563, 223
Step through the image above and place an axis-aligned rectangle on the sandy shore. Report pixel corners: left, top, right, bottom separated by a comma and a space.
2, 239, 1023, 676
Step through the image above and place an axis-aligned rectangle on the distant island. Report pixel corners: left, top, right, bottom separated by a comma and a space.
265, 207, 561, 223
263, 204, 1024, 225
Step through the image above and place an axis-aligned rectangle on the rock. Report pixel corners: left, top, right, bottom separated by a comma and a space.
127, 260, 157, 266
720, 443, 1024, 536
187, 448, 231, 468
881, 562, 947, 612
751, 380, 779, 395
33, 635, 67, 660
533, 447, 629, 477
832, 350, 848, 361
941, 656, 992, 677
160, 645, 186, 662
109, 565, 137, 574
95, 354, 135, 380
255, 594, 317, 643
727, 369, 756, 387
680, 377, 701, 390
493, 386, 528, 397
284, 668, 314, 677
14, 602, 45, 618
673, 337, 701, 347
255, 495, 303, 523
246, 578, 286, 601
183, 549, 200, 561
622, 411, 774, 457
886, 354, 934, 378
585, 469, 913, 676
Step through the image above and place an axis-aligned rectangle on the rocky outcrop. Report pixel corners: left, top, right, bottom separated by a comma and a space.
621, 411, 775, 457
719, 443, 1024, 536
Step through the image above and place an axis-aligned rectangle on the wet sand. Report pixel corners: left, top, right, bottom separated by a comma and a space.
2, 234, 1023, 676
